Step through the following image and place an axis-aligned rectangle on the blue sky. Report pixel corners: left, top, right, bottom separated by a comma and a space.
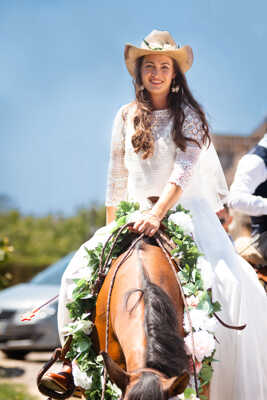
1, 0, 266, 215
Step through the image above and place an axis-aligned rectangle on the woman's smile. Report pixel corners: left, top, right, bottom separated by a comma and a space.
140, 54, 175, 97
150, 79, 163, 85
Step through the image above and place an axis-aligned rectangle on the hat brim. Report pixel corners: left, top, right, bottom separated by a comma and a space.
124, 44, 193, 78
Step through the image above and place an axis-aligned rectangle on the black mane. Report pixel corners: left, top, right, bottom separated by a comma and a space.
126, 243, 188, 399
141, 265, 188, 377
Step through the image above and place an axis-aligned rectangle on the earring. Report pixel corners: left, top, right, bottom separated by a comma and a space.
140, 85, 144, 91
171, 80, 179, 93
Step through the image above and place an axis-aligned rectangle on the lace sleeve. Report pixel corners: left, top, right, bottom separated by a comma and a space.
168, 106, 205, 189
105, 106, 129, 206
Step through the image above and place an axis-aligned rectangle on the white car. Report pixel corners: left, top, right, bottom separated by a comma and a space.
0, 252, 74, 359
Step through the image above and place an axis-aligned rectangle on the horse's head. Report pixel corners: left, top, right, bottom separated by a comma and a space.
101, 352, 189, 400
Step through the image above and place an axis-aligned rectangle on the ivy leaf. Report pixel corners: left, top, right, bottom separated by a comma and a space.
199, 363, 213, 385
66, 300, 84, 319
116, 216, 127, 227
183, 282, 195, 296
115, 201, 139, 220
76, 336, 91, 353
173, 237, 183, 246
212, 301, 222, 313
184, 387, 197, 398
197, 291, 213, 314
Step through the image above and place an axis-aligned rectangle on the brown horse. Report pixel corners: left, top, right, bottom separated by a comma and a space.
95, 239, 191, 399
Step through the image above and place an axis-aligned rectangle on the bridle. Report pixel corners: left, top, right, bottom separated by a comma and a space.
97, 223, 201, 399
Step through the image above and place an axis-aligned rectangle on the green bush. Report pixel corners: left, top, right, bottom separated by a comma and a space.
0, 205, 106, 287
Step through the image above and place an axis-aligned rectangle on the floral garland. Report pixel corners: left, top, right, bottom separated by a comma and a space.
64, 201, 221, 400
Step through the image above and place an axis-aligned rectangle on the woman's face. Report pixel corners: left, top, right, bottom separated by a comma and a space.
140, 54, 176, 96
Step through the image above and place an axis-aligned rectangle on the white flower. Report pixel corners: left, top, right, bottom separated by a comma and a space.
196, 257, 214, 290
72, 362, 93, 389
163, 43, 175, 50
63, 319, 93, 336
184, 309, 216, 333
168, 212, 194, 236
106, 381, 122, 397
96, 355, 103, 363
149, 41, 162, 49
184, 331, 216, 362
187, 294, 201, 308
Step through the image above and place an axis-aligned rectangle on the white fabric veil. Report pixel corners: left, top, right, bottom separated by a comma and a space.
181, 142, 229, 212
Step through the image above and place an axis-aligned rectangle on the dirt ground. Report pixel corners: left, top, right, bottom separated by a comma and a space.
0, 351, 78, 400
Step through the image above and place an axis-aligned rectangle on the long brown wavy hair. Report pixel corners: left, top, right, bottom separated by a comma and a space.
131, 56, 211, 159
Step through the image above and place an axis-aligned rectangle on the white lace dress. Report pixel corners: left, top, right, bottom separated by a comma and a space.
58, 104, 267, 399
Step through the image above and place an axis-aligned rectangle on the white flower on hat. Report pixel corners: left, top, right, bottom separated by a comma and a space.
184, 309, 217, 333
168, 211, 194, 236
196, 256, 214, 290
185, 331, 216, 362
163, 43, 176, 50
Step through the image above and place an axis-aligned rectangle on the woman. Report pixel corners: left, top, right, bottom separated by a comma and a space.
56, 30, 267, 399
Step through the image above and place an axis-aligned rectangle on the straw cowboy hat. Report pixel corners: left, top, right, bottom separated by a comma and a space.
124, 30, 193, 78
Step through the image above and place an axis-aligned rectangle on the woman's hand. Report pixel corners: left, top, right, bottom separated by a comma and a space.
131, 212, 161, 237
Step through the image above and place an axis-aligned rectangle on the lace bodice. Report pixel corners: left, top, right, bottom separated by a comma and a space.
105, 103, 205, 209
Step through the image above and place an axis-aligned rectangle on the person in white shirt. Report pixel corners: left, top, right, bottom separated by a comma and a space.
228, 133, 267, 264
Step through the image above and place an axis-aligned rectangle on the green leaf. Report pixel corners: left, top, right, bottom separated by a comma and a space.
197, 291, 213, 314
184, 387, 196, 398
212, 301, 222, 313
116, 216, 127, 227
183, 282, 195, 296
199, 363, 213, 384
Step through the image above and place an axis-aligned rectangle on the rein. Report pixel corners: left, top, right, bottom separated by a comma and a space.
100, 225, 145, 400
154, 232, 199, 395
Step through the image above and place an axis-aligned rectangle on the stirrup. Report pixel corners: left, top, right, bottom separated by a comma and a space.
37, 336, 76, 400
39, 374, 83, 399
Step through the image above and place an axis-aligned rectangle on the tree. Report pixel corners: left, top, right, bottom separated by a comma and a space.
0, 204, 106, 287
0, 237, 13, 289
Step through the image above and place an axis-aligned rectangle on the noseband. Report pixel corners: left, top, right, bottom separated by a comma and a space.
128, 367, 168, 380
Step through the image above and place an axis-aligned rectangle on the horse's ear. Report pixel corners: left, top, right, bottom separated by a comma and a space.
162, 371, 189, 397
100, 352, 129, 391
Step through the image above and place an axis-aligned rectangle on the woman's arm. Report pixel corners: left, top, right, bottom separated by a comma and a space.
151, 183, 182, 219
105, 106, 128, 218
106, 206, 117, 225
